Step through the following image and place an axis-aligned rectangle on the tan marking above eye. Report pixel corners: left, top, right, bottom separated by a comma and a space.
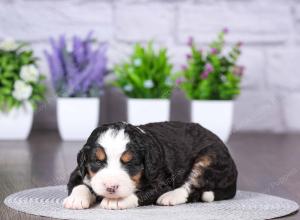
121, 151, 133, 163
96, 147, 106, 161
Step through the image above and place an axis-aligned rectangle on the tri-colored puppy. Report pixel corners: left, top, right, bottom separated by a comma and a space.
63, 121, 238, 210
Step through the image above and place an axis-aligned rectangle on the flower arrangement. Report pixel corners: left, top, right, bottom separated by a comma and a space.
0, 39, 46, 111
45, 32, 107, 97
177, 29, 244, 100
113, 42, 173, 99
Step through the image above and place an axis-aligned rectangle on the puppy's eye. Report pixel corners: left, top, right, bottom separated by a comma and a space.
90, 160, 105, 169
121, 151, 133, 164
96, 160, 103, 165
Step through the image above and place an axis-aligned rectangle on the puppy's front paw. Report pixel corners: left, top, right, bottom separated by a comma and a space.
100, 194, 138, 210
157, 187, 188, 206
63, 185, 95, 210
117, 194, 139, 209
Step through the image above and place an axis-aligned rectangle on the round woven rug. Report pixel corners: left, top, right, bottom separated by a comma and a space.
4, 185, 299, 220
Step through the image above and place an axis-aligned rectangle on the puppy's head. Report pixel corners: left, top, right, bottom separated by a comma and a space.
77, 123, 145, 199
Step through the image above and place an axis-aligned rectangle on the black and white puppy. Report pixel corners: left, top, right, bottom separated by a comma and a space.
63, 121, 238, 210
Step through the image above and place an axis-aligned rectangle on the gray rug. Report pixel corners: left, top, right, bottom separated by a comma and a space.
4, 185, 299, 220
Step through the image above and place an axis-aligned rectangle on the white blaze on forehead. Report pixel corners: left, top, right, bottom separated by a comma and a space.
92, 128, 135, 199
97, 128, 129, 167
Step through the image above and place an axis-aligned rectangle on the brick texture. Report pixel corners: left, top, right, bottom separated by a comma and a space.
0, 0, 299, 133
177, 2, 292, 44
115, 3, 174, 42
266, 49, 300, 90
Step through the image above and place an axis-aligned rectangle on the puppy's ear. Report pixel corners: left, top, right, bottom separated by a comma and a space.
77, 145, 90, 177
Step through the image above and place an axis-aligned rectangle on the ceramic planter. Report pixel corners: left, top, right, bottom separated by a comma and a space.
0, 103, 33, 140
127, 98, 170, 125
57, 98, 99, 141
191, 100, 234, 142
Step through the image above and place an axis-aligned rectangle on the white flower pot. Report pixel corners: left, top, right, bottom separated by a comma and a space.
128, 98, 170, 125
0, 103, 33, 140
57, 98, 99, 141
191, 100, 234, 143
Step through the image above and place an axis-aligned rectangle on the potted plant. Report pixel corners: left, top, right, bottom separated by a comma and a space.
45, 33, 107, 141
113, 42, 174, 125
176, 29, 244, 142
0, 39, 46, 140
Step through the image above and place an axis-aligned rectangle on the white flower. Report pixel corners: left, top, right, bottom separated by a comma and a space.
123, 84, 133, 92
133, 58, 142, 67
0, 38, 19, 51
144, 80, 154, 89
12, 80, 33, 101
20, 65, 39, 83
165, 77, 173, 86
221, 75, 227, 82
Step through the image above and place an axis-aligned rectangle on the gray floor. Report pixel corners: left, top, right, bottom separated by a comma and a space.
0, 131, 299, 219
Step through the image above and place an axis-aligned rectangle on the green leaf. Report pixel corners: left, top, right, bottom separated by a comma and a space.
176, 30, 243, 100
113, 42, 173, 98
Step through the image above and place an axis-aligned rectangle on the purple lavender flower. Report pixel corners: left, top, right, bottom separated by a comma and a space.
210, 48, 218, 54
186, 54, 192, 60
44, 32, 107, 97
187, 36, 194, 47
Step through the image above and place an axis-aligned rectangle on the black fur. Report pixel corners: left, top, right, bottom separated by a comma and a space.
66, 121, 238, 206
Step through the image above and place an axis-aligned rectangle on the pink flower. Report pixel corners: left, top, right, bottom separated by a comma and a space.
186, 54, 192, 59
237, 41, 243, 47
210, 48, 218, 54
223, 27, 229, 34
181, 65, 187, 71
201, 71, 209, 79
204, 63, 214, 73
233, 65, 245, 76
176, 77, 185, 85
200, 63, 214, 79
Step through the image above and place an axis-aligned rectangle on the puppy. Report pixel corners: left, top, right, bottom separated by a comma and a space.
63, 121, 238, 210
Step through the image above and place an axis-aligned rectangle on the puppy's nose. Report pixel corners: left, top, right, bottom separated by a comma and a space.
106, 185, 119, 193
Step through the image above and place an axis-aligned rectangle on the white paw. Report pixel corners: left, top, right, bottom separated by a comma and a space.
202, 191, 214, 202
157, 188, 188, 206
63, 185, 95, 210
100, 194, 138, 210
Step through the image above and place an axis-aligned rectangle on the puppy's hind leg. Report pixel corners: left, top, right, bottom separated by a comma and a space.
157, 154, 214, 206
156, 185, 190, 206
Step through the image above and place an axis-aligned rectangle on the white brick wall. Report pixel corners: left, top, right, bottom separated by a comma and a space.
115, 3, 175, 42
177, 1, 293, 43
266, 49, 300, 90
0, 1, 113, 41
1, 0, 300, 133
